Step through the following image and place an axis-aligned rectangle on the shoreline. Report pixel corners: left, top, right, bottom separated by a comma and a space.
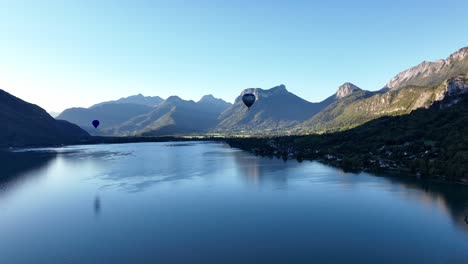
0, 135, 221, 151
224, 137, 468, 187
2, 135, 467, 187
313, 156, 468, 187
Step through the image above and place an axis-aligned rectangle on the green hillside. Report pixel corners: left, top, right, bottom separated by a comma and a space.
227, 93, 468, 182
300, 74, 463, 133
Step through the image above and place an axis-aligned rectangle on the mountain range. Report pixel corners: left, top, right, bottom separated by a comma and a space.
91, 93, 164, 107
53, 47, 468, 136
107, 95, 232, 136
383, 47, 468, 91
2, 46, 467, 145
298, 47, 468, 133
57, 103, 154, 135
215, 85, 336, 134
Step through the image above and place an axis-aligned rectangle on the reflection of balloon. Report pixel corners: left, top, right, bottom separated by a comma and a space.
92, 120, 100, 128
94, 195, 101, 215
242, 93, 256, 109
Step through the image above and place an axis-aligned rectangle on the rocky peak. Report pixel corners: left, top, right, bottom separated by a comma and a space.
91, 93, 164, 108
198, 94, 220, 104
336, 82, 361, 99
240, 85, 289, 100
198, 94, 231, 107
164, 95, 183, 104
384, 47, 468, 90
120, 93, 145, 100
200, 94, 215, 100
446, 74, 468, 96
269, 84, 288, 93
448, 47, 468, 62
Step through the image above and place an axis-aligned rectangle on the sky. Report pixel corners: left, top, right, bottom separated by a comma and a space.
0, 0, 467, 112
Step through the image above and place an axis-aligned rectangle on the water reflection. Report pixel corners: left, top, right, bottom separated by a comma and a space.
94, 145, 299, 192
94, 195, 101, 215
230, 149, 302, 188
2, 142, 468, 235
66, 143, 234, 192
0, 151, 57, 194
382, 176, 468, 231
293, 157, 468, 232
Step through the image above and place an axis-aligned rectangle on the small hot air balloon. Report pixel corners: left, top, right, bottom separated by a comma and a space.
242, 93, 256, 109
92, 120, 100, 128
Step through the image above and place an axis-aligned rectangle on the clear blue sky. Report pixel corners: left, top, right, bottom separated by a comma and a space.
1, 0, 467, 112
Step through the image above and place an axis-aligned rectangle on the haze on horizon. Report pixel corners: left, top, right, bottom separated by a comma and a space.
1, 0, 467, 112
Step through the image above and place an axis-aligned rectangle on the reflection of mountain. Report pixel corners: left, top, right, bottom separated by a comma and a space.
326, 161, 468, 231
82, 142, 233, 192
0, 151, 57, 192
382, 176, 468, 231
230, 149, 302, 187
229, 147, 468, 231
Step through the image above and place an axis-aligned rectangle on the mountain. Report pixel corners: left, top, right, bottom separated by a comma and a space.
0, 89, 89, 147
215, 85, 335, 134
57, 103, 153, 135
301, 74, 468, 133
299, 47, 468, 133
198, 94, 232, 112
109, 95, 231, 136
299, 83, 373, 132
335, 82, 362, 99
48, 111, 61, 118
52, 46, 468, 137
227, 93, 468, 182
91, 94, 164, 108
384, 47, 468, 91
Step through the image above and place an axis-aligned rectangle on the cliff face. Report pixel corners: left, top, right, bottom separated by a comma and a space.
296, 47, 468, 134
335, 82, 362, 99
446, 74, 468, 96
299, 72, 468, 133
384, 47, 468, 91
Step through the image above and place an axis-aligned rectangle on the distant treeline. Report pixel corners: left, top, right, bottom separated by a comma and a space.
81, 136, 221, 145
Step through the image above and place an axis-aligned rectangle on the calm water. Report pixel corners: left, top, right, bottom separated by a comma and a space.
1, 142, 468, 264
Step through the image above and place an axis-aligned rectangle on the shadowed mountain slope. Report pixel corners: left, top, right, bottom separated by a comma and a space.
215, 85, 335, 134
0, 89, 89, 147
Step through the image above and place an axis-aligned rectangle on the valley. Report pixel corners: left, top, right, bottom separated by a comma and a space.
2, 47, 467, 183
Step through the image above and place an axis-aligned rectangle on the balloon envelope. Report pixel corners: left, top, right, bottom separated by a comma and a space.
242, 93, 256, 108
92, 120, 100, 128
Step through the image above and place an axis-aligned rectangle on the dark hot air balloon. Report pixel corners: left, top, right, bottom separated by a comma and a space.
242, 93, 256, 109
92, 120, 100, 128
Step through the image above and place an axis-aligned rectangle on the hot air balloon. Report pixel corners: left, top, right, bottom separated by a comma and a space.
92, 120, 100, 128
242, 93, 256, 109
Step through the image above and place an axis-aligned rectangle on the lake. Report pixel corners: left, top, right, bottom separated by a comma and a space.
1, 142, 467, 263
